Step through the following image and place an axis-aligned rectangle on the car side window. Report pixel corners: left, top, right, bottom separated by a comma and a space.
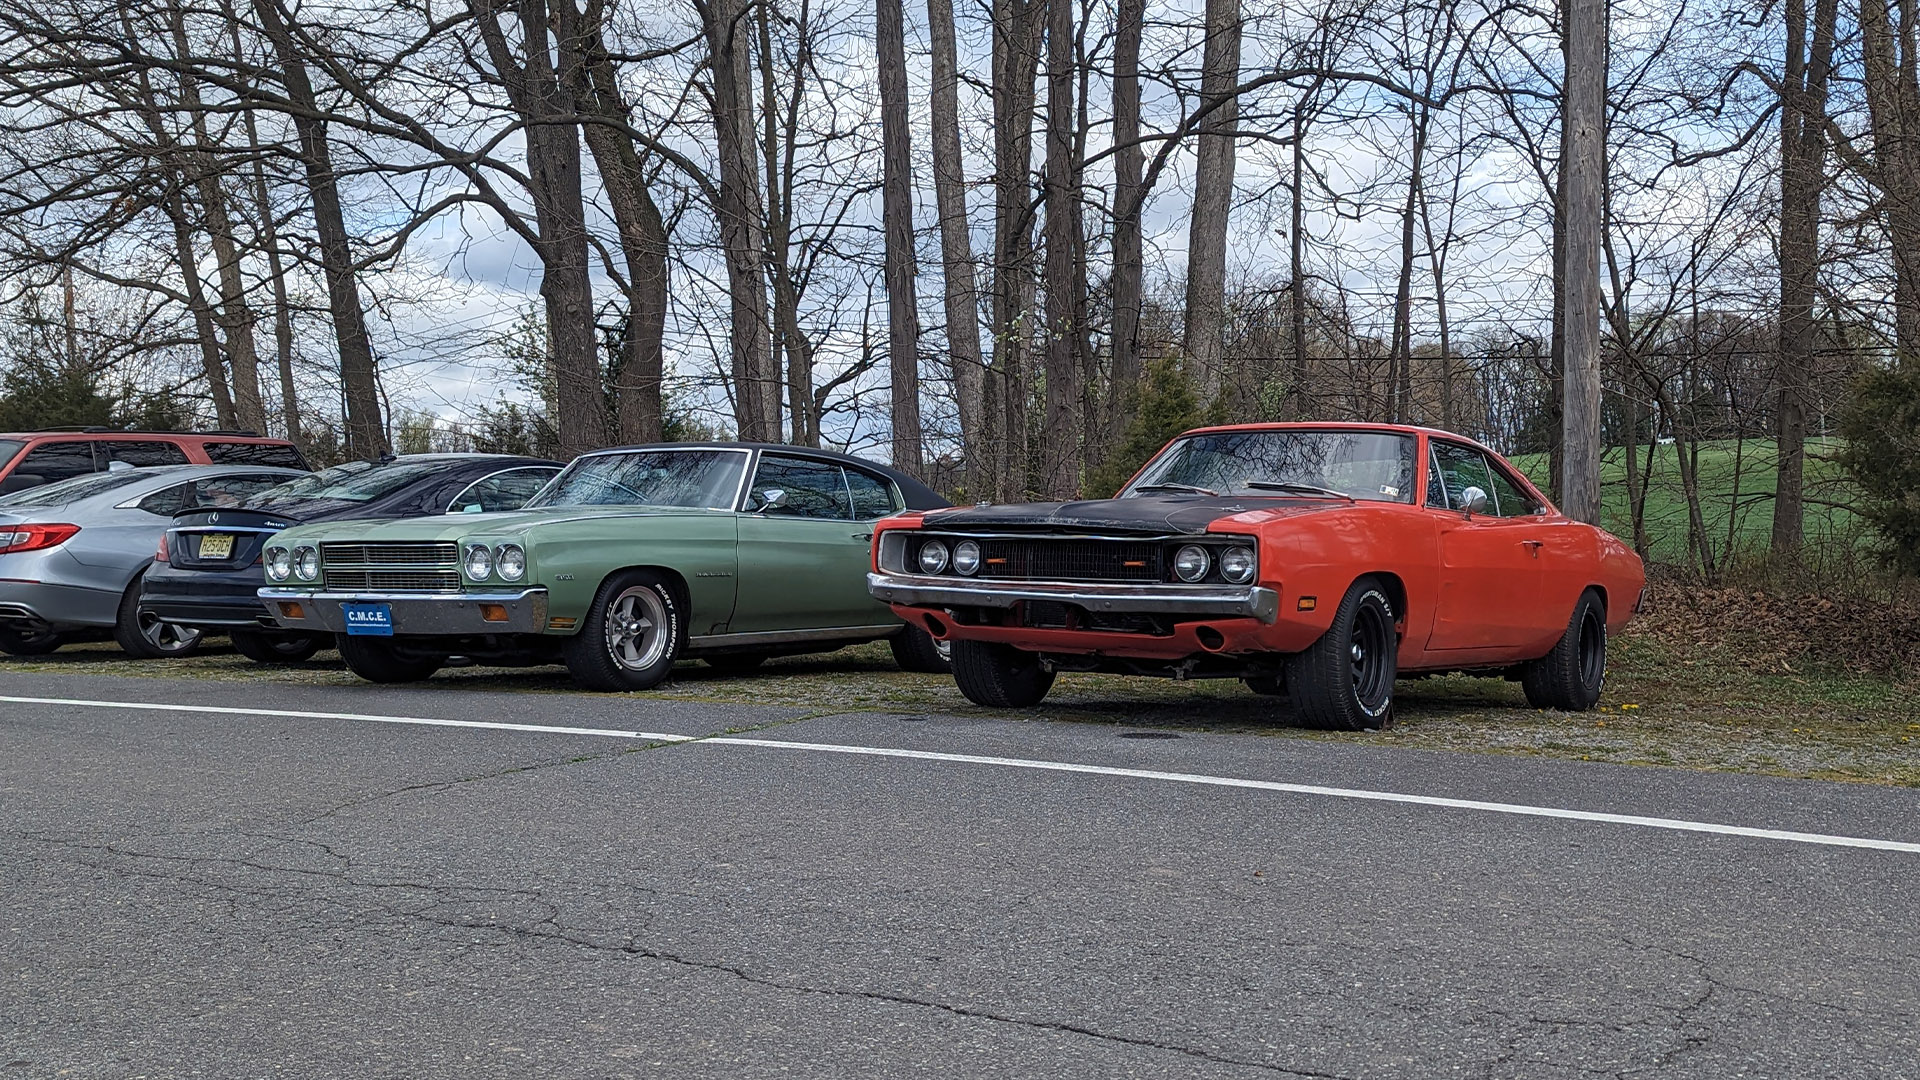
204, 441, 308, 468
1424, 447, 1449, 509
15, 441, 98, 484
136, 483, 191, 516
101, 441, 191, 467
845, 468, 898, 520
749, 456, 852, 520
1483, 464, 1541, 518
189, 474, 287, 508
449, 467, 561, 512
1431, 442, 1497, 512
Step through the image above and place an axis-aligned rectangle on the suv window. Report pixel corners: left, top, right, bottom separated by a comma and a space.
205, 441, 308, 468
749, 456, 851, 520
13, 441, 97, 485
100, 440, 191, 467
845, 468, 898, 520
449, 466, 560, 512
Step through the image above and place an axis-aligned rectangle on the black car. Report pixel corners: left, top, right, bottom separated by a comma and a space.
139, 454, 562, 662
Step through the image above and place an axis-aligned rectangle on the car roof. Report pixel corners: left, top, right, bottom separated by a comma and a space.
0, 429, 294, 442
575, 441, 947, 510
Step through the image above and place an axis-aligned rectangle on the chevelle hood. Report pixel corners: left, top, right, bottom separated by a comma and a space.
920, 495, 1348, 536
271, 504, 724, 545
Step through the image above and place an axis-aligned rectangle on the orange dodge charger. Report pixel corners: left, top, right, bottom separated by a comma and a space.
868, 423, 1645, 729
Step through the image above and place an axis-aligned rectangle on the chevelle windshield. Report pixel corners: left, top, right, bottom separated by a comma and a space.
529, 449, 747, 510
1126, 430, 1417, 503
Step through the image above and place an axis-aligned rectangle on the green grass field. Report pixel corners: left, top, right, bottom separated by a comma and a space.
1508, 437, 1864, 567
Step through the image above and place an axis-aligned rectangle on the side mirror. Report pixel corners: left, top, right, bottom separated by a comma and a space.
1460, 486, 1489, 515
751, 488, 788, 513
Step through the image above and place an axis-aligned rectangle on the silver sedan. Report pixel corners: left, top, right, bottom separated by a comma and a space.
0, 464, 304, 657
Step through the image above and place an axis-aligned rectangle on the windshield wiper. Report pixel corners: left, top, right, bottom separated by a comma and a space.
1243, 480, 1356, 501
1132, 482, 1219, 496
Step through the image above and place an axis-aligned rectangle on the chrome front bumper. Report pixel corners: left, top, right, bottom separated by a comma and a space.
867, 572, 1279, 624
257, 588, 550, 635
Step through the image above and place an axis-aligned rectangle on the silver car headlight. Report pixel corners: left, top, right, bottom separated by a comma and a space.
265, 546, 291, 582
918, 539, 950, 575
293, 546, 320, 581
1173, 544, 1210, 583
495, 544, 526, 582
1219, 546, 1256, 584
952, 540, 981, 576
464, 543, 493, 581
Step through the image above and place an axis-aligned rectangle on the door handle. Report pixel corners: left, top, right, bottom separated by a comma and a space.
853, 532, 874, 542
1521, 539, 1543, 557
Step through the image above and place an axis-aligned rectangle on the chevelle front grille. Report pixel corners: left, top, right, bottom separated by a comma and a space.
321, 541, 462, 593
972, 538, 1164, 582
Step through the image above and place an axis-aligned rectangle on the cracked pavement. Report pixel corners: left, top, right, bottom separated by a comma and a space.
3, 672, 1917, 1078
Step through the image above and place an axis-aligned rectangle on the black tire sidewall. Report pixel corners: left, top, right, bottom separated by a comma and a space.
564, 571, 684, 692
232, 629, 323, 665
335, 634, 443, 682
1287, 578, 1397, 730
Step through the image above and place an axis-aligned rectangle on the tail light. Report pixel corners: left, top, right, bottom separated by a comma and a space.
0, 524, 81, 554
155, 532, 171, 563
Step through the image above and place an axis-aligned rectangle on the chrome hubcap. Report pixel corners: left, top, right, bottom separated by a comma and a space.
604, 587, 669, 671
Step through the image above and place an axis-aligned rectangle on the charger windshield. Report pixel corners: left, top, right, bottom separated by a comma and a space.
1125, 430, 1417, 503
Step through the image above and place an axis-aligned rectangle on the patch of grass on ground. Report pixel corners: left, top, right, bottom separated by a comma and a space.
7, 584, 1917, 786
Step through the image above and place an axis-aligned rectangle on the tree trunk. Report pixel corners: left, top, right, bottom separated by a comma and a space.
554, 0, 667, 445
1182, 0, 1240, 402
927, 0, 987, 489
1388, 106, 1428, 425
1289, 94, 1311, 419
252, 0, 384, 458
990, 0, 1044, 498
1774, 0, 1839, 551
702, 0, 779, 440
1105, 0, 1145, 453
1859, 0, 1920, 361
877, 0, 923, 473
1038, 0, 1081, 498
162, 189, 239, 428
1558, 0, 1606, 524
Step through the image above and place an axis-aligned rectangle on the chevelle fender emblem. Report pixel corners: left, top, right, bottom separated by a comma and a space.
695, 571, 733, 578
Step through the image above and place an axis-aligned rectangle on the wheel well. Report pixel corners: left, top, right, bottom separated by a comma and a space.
1359, 572, 1408, 634
1585, 584, 1607, 613
602, 564, 692, 614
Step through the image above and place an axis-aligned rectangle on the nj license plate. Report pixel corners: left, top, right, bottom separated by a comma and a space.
197, 533, 234, 559
341, 603, 394, 636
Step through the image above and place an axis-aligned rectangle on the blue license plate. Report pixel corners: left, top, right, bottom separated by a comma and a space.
341, 603, 394, 636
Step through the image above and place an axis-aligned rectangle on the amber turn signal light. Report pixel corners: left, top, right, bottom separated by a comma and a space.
1296, 597, 1317, 611
277, 602, 305, 620
479, 604, 509, 623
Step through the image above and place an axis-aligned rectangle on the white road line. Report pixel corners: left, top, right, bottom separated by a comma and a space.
6, 693, 1917, 855
0, 695, 694, 743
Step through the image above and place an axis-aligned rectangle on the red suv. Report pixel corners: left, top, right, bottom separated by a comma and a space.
0, 429, 310, 493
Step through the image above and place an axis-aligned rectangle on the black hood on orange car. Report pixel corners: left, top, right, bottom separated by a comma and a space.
919, 494, 1345, 536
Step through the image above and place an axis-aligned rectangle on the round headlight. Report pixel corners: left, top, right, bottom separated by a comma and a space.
1173, 544, 1211, 583
952, 540, 981, 576
1219, 546, 1255, 584
918, 539, 950, 574
464, 544, 493, 580
265, 546, 291, 581
495, 544, 526, 582
293, 546, 320, 581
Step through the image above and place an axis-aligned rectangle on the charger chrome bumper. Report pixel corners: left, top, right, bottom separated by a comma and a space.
867, 572, 1278, 624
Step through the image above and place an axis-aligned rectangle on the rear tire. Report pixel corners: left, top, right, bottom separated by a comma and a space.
1285, 577, 1398, 731
704, 652, 769, 673
0, 625, 63, 656
231, 629, 324, 665
114, 574, 204, 659
889, 625, 952, 673
336, 635, 444, 683
1522, 590, 1607, 711
950, 640, 1055, 707
563, 570, 684, 691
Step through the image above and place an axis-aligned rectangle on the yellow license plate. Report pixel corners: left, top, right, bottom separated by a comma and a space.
197, 534, 235, 559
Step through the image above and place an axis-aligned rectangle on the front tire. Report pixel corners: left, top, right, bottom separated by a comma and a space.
336, 635, 444, 683
0, 625, 63, 656
950, 640, 1055, 707
231, 629, 324, 665
1285, 577, 1398, 730
889, 625, 952, 673
563, 570, 684, 691
114, 574, 204, 659
1521, 590, 1607, 711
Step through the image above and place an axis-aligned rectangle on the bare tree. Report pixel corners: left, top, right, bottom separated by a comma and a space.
1559, 0, 1607, 524
877, 0, 922, 472
1182, 0, 1241, 399
927, 0, 987, 487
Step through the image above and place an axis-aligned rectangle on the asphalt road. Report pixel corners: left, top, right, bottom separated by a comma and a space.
3, 670, 1917, 1079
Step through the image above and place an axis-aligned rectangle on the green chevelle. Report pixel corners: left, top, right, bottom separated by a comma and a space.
257, 443, 952, 689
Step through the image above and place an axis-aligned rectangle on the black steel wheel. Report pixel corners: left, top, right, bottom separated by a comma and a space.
1521, 590, 1607, 711
950, 639, 1055, 708
231, 629, 325, 665
1284, 577, 1398, 731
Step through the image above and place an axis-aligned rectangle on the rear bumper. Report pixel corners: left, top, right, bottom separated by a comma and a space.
0, 579, 118, 630
866, 572, 1280, 623
258, 588, 550, 636
140, 568, 276, 628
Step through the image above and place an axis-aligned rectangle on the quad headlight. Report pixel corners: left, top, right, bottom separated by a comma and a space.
292, 545, 320, 581
464, 543, 493, 581
1173, 544, 1211, 583
265, 546, 291, 581
918, 539, 950, 575
952, 540, 982, 576
1219, 546, 1256, 584
495, 543, 526, 582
